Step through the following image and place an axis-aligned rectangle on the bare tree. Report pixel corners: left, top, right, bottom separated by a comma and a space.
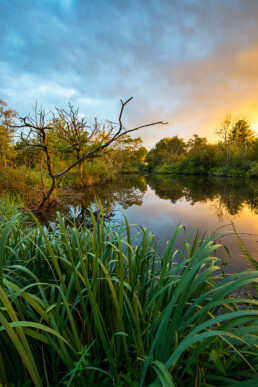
13, 97, 167, 213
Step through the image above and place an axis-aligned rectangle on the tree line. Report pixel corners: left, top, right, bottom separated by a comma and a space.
146, 117, 257, 178
1, 97, 257, 212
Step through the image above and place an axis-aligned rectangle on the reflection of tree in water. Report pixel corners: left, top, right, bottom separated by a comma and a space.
146, 174, 214, 204
246, 195, 258, 215
209, 195, 243, 221
146, 174, 258, 219
41, 174, 147, 225
40, 173, 257, 226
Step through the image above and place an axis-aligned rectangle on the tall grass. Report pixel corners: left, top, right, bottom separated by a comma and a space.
0, 202, 257, 386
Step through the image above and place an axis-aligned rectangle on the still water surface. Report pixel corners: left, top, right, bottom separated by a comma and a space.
43, 174, 258, 272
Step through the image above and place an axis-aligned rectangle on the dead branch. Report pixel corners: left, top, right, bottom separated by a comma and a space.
12, 97, 167, 212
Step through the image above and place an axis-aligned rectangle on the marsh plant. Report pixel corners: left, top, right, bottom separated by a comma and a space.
0, 201, 257, 386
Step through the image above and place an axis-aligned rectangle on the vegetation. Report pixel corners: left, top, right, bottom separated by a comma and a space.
146, 117, 257, 177
1, 97, 257, 215
0, 98, 17, 168
0, 198, 257, 386
146, 174, 258, 217
0, 97, 164, 212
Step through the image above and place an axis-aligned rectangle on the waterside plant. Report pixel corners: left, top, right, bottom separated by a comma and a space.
0, 202, 257, 386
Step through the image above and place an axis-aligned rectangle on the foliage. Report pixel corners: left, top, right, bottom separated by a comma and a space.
0, 204, 257, 386
230, 119, 256, 148
63, 159, 114, 187
248, 162, 258, 178
0, 98, 16, 168
0, 98, 161, 211
211, 166, 247, 178
147, 124, 257, 177
1, 97, 257, 213
146, 137, 186, 167
110, 136, 147, 172
154, 164, 175, 174
0, 196, 21, 226
0, 166, 54, 205
120, 166, 140, 174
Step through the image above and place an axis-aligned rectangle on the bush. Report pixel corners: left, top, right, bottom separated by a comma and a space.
154, 164, 174, 174
120, 166, 140, 174
248, 161, 258, 178
63, 160, 114, 187
210, 166, 246, 177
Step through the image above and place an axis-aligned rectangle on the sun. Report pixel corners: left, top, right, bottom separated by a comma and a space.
252, 122, 258, 134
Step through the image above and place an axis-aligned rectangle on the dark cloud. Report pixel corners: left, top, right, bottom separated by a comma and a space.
0, 0, 258, 147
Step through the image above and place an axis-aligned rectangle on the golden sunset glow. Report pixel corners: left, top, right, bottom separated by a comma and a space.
1, 1, 258, 147
0, 2, 258, 385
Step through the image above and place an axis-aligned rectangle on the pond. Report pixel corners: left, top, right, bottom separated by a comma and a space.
42, 173, 258, 273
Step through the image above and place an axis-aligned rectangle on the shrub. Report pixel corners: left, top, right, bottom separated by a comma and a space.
210, 166, 246, 177
154, 164, 174, 174
248, 161, 258, 178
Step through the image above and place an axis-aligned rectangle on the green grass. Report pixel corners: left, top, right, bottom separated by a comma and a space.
0, 202, 257, 386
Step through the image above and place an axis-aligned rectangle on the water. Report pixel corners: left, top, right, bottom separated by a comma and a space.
42, 174, 258, 272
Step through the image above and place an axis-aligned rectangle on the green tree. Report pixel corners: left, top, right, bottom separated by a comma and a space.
14, 140, 40, 169
146, 136, 186, 167
0, 98, 16, 168
230, 119, 256, 149
52, 104, 97, 178
187, 133, 207, 150
249, 138, 258, 161
108, 135, 147, 170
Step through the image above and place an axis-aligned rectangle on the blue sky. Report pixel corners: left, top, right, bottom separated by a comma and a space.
1, 0, 258, 147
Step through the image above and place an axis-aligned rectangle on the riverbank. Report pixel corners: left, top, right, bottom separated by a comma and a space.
0, 162, 147, 211
0, 164, 117, 210
0, 202, 257, 386
1, 160, 257, 214
152, 163, 258, 178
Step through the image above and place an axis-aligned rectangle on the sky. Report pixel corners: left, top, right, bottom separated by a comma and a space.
1, 0, 258, 148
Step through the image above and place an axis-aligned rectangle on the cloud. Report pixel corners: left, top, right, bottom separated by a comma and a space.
0, 0, 258, 148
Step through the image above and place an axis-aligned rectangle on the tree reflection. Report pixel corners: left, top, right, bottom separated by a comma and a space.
40, 174, 147, 225
40, 173, 257, 226
146, 174, 258, 219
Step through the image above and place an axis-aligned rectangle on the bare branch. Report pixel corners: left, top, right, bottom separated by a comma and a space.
55, 98, 167, 178
13, 97, 167, 212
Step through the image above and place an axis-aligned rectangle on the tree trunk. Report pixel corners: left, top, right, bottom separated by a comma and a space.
34, 176, 57, 213
35, 139, 57, 213
40, 154, 47, 196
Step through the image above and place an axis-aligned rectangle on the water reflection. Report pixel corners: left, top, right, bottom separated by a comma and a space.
42, 173, 258, 225
146, 174, 258, 219
41, 175, 147, 226
40, 173, 258, 271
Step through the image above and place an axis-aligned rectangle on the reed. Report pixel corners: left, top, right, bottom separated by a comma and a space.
0, 204, 257, 386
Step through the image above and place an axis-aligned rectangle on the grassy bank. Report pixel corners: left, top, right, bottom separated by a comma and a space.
0, 200, 258, 386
